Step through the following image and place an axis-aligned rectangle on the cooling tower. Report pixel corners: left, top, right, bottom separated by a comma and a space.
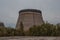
16, 9, 44, 30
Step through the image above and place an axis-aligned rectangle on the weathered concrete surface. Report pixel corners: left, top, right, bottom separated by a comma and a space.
16, 9, 44, 31
0, 37, 60, 40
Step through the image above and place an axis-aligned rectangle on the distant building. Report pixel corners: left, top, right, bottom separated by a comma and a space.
0, 22, 5, 27
16, 9, 44, 31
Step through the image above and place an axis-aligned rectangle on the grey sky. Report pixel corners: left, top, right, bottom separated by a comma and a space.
0, 0, 60, 28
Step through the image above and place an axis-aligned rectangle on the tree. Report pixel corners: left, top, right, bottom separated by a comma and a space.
20, 22, 24, 32
20, 22, 25, 36
28, 23, 60, 36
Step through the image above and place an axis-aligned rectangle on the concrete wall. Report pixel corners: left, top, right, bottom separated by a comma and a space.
16, 11, 44, 31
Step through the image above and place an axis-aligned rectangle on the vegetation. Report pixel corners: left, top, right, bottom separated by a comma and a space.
0, 22, 60, 37
20, 22, 25, 36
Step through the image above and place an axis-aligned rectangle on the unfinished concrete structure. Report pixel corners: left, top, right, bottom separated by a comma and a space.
16, 9, 44, 30
0, 22, 5, 27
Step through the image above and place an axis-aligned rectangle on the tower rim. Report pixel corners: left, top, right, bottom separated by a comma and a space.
19, 9, 42, 14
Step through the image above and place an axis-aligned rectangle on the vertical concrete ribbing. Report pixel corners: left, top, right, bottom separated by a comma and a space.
16, 9, 44, 31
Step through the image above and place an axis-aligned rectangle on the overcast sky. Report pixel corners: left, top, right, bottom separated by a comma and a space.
0, 0, 60, 28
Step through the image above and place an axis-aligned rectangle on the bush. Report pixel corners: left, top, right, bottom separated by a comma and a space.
0, 22, 60, 36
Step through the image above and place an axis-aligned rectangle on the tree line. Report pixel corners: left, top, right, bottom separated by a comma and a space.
0, 22, 60, 37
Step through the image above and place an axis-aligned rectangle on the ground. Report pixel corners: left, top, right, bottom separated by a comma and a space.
0, 36, 60, 40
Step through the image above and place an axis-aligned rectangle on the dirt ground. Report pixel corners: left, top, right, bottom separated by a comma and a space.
0, 37, 60, 40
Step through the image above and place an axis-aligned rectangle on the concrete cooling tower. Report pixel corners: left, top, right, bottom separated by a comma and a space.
16, 9, 44, 31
